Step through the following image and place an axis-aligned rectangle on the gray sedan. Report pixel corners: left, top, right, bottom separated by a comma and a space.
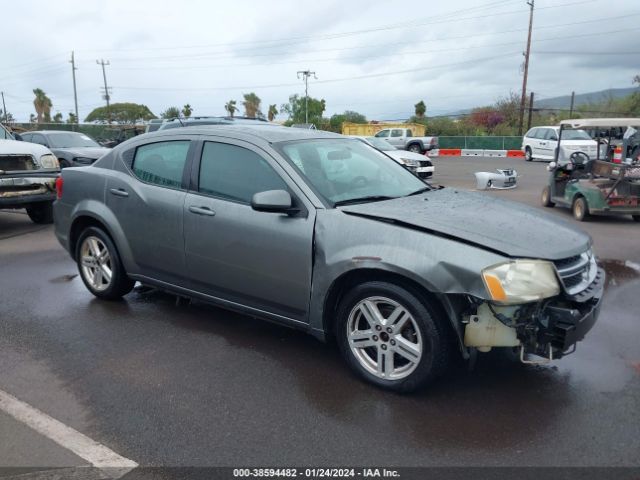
53, 125, 603, 392
20, 130, 110, 168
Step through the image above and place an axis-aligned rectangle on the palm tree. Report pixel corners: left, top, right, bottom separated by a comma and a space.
160, 106, 181, 119
242, 93, 261, 118
225, 100, 238, 117
33, 88, 52, 124
267, 104, 278, 122
182, 104, 193, 118
414, 100, 426, 119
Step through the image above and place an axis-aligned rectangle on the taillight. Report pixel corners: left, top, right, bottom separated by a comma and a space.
55, 176, 63, 199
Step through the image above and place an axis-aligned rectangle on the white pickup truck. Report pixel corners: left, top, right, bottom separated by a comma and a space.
374, 128, 438, 154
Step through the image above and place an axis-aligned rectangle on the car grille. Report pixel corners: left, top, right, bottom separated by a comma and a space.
553, 250, 597, 295
0, 154, 36, 171
420, 160, 432, 167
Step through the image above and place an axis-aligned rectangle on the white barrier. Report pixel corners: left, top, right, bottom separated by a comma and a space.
461, 149, 484, 156
483, 149, 508, 157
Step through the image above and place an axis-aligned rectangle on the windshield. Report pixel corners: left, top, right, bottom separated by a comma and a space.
365, 137, 397, 151
561, 129, 592, 141
48, 133, 100, 148
278, 138, 428, 206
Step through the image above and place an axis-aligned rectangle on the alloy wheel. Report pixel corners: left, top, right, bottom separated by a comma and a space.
347, 296, 423, 380
79, 236, 113, 292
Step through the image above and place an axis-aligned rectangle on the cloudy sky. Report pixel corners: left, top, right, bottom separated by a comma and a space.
1, 0, 639, 123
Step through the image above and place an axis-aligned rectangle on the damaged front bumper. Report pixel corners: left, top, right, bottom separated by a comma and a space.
0, 173, 58, 207
464, 267, 604, 361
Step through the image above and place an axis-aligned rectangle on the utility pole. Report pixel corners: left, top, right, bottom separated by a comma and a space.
96, 59, 111, 123
527, 91, 534, 130
1, 91, 7, 124
518, 0, 534, 136
297, 70, 317, 124
569, 91, 575, 117
70, 51, 79, 126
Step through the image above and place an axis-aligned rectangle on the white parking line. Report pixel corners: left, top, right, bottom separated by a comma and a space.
0, 388, 137, 476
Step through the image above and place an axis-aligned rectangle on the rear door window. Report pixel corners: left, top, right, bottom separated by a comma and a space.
132, 140, 190, 189
198, 142, 288, 204
390, 129, 403, 137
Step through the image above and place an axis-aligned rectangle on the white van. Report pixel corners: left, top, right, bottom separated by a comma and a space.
522, 126, 597, 162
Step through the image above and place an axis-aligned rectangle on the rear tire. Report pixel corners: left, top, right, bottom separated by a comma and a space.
26, 202, 54, 224
572, 196, 589, 222
407, 144, 422, 154
541, 186, 555, 207
525, 147, 533, 162
335, 281, 450, 392
76, 226, 135, 300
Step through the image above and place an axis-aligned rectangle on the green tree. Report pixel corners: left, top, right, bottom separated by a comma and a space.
66, 112, 77, 124
425, 117, 461, 136
280, 94, 326, 126
182, 104, 193, 118
225, 100, 238, 117
414, 100, 426, 119
0, 108, 14, 123
161, 106, 181, 119
85, 102, 156, 124
242, 93, 262, 118
33, 88, 52, 124
328, 110, 367, 133
267, 104, 278, 122
52, 112, 63, 123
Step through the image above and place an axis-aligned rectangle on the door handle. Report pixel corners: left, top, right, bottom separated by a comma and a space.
109, 188, 129, 198
188, 205, 216, 216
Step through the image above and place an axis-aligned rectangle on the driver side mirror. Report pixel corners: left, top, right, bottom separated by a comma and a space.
251, 190, 298, 215
549, 135, 558, 141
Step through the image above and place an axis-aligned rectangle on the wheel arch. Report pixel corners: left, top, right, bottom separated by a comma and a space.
68, 207, 136, 273
321, 267, 465, 355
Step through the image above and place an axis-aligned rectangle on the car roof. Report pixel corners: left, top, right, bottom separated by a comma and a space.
147, 125, 344, 143
559, 118, 640, 128
29, 130, 85, 135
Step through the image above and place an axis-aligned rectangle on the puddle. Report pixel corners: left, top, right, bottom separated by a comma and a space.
600, 259, 640, 289
49, 274, 78, 283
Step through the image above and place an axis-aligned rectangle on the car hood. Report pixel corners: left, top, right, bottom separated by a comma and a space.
52, 147, 110, 158
385, 150, 427, 161
0, 139, 52, 156
339, 188, 590, 260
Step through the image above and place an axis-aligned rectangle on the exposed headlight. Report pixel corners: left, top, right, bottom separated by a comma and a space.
39, 154, 59, 169
482, 259, 560, 304
400, 158, 420, 167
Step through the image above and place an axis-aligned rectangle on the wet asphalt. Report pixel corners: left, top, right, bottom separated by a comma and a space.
0, 157, 638, 470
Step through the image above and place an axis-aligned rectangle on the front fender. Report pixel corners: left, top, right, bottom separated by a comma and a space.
308, 210, 507, 337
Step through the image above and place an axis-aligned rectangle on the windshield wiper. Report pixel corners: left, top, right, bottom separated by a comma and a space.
406, 186, 431, 196
334, 195, 396, 206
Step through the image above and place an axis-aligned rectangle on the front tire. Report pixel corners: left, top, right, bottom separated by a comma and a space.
541, 186, 555, 207
573, 196, 589, 222
26, 202, 54, 224
335, 281, 450, 392
59, 159, 72, 169
525, 147, 533, 162
76, 226, 135, 300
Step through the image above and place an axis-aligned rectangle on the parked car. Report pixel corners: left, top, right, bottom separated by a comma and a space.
158, 116, 272, 131
522, 126, 598, 162
1, 136, 59, 223
54, 125, 603, 392
145, 119, 165, 133
373, 127, 438, 153
357, 136, 434, 178
20, 131, 110, 168
99, 126, 146, 148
